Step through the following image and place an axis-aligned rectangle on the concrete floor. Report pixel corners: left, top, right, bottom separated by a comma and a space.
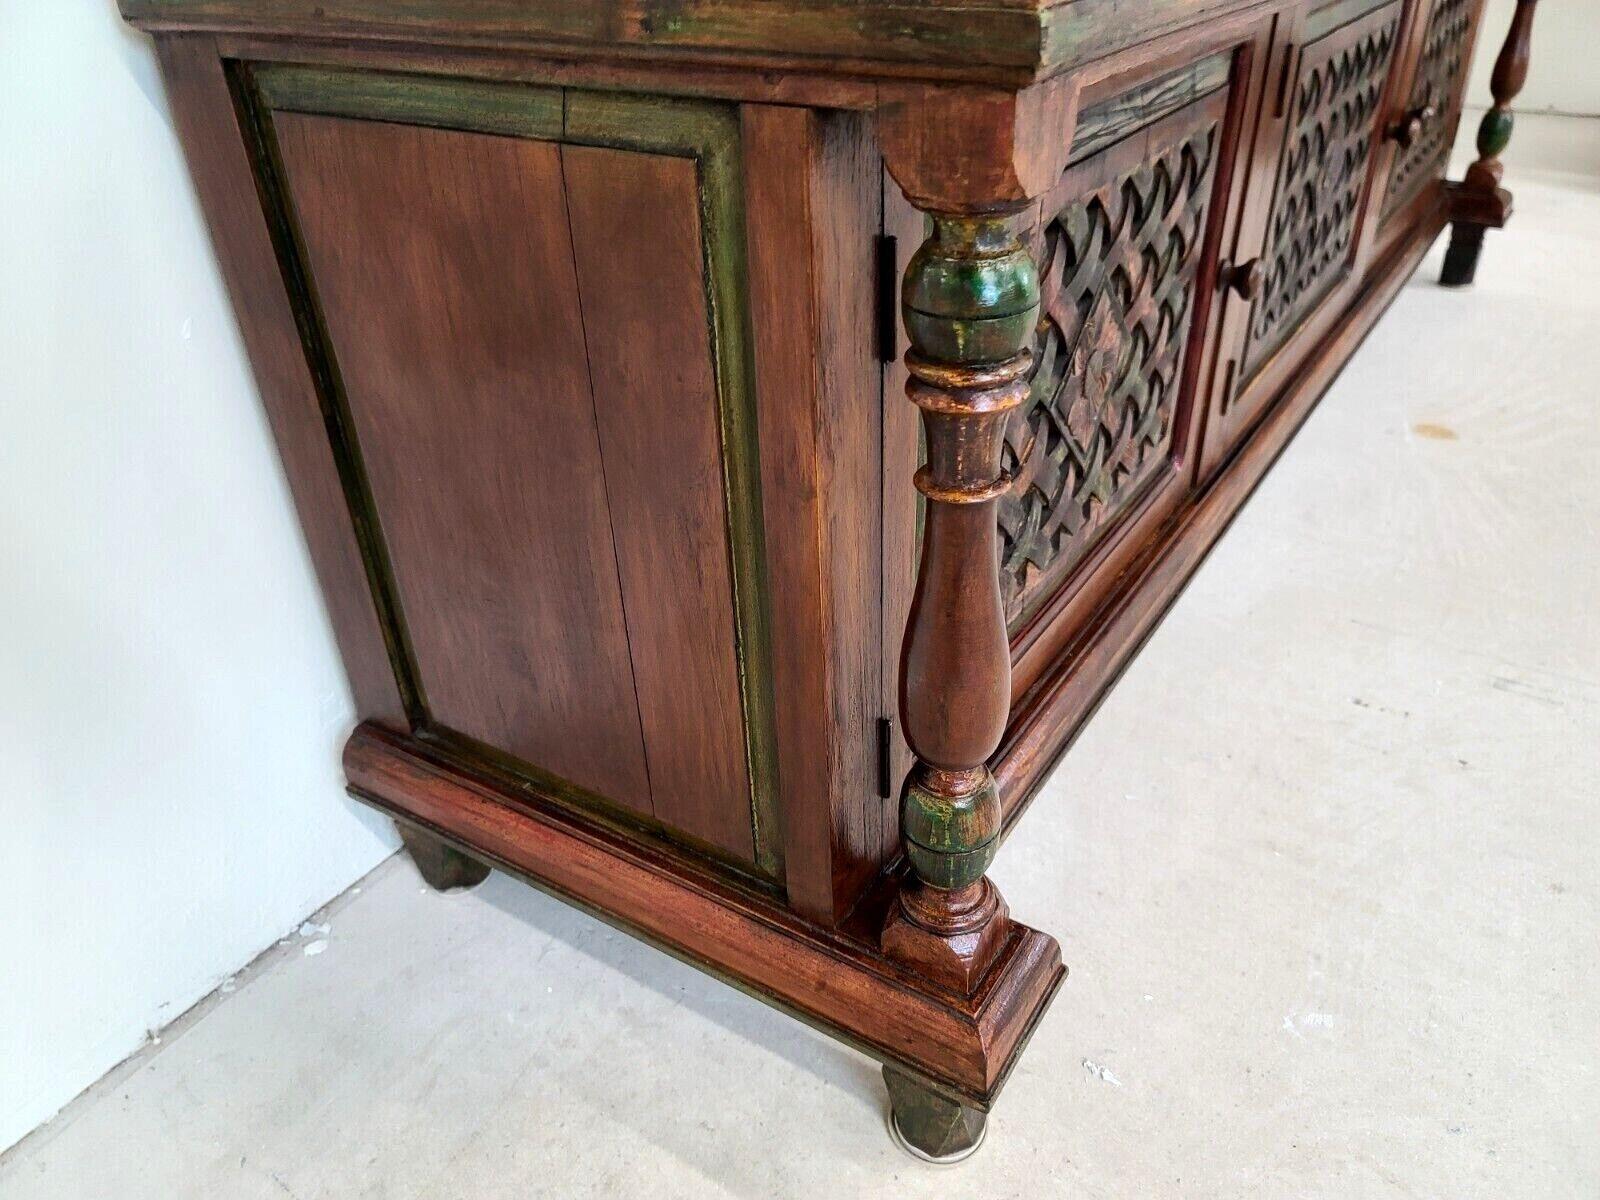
6, 174, 1597, 1198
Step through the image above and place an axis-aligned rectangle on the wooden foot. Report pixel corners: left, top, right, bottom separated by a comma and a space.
884, 1065, 987, 1162
1440, 223, 1485, 288
397, 823, 491, 892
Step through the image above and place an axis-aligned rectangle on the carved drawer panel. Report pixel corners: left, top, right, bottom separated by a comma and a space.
1243, 0, 1403, 378
998, 71, 1232, 628
1383, 0, 1476, 219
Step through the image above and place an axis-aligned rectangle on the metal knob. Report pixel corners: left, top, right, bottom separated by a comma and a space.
1389, 104, 1438, 149
1219, 258, 1266, 302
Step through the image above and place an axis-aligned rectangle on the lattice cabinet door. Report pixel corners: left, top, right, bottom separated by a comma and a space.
995, 26, 1273, 641
1380, 0, 1484, 225
1199, 0, 1406, 477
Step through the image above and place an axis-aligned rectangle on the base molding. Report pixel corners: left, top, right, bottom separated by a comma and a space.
344, 723, 1064, 1108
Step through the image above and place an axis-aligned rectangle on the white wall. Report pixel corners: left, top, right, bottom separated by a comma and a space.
0, 6, 397, 1152
1468, 0, 1599, 117
1455, 2, 1600, 179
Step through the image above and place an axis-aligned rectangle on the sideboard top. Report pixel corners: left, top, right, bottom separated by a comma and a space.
120, 0, 1258, 86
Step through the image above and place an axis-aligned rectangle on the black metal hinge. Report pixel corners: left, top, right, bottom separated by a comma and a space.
875, 235, 899, 364
876, 717, 894, 799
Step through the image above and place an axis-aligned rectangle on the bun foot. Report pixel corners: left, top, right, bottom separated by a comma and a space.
883, 1065, 987, 1163
397, 823, 491, 892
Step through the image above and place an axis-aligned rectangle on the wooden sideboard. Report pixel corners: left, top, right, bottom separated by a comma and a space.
123, 0, 1539, 1161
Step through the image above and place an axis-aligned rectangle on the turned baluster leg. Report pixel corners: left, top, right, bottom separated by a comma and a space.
397, 822, 492, 892
880, 212, 1038, 1160
1442, 0, 1540, 287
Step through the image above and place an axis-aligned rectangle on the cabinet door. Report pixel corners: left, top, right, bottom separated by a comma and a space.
1378, 0, 1483, 229
1200, 0, 1405, 475
998, 19, 1274, 678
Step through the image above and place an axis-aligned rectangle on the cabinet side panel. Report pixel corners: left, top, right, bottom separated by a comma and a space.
563, 145, 757, 865
270, 112, 656, 815
151, 38, 406, 726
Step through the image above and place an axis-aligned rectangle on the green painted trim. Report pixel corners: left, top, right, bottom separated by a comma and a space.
1041, 0, 1256, 76
230, 64, 431, 726
247, 64, 784, 880
1304, 0, 1400, 43
1477, 106, 1514, 159
565, 89, 785, 882
1070, 51, 1233, 166
412, 726, 785, 893
256, 64, 563, 138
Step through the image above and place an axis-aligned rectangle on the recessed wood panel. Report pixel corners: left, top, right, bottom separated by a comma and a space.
271, 112, 655, 816
562, 144, 756, 863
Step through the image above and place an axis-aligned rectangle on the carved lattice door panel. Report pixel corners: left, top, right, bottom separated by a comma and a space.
1194, 0, 1405, 480
1241, 0, 1403, 380
997, 69, 1236, 629
1382, 0, 1479, 220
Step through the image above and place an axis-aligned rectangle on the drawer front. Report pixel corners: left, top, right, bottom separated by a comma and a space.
1381, 0, 1479, 221
1242, 0, 1404, 380
998, 58, 1238, 630
240, 67, 782, 878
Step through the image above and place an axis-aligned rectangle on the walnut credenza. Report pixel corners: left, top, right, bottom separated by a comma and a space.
124, 0, 1539, 1160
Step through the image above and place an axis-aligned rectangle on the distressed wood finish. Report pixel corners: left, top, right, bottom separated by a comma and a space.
134, 0, 1529, 1160
123, 0, 1282, 85
563, 144, 761, 863
150, 38, 409, 730
880, 211, 1038, 1001
1195, 0, 1406, 478
270, 111, 657, 816
743, 104, 892, 923
247, 66, 785, 876
1002, 12, 1275, 697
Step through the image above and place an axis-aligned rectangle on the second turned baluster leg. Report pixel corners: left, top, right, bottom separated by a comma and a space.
1442, 0, 1540, 287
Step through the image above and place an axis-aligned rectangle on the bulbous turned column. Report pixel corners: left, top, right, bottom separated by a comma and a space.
1442, 0, 1540, 287
881, 213, 1037, 997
